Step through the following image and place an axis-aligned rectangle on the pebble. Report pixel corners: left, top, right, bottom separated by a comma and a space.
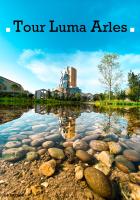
31, 138, 45, 147
73, 140, 89, 151
76, 150, 92, 163
39, 159, 56, 177
5, 141, 21, 148
26, 151, 39, 161
42, 141, 54, 149
48, 148, 65, 160
75, 165, 84, 180
123, 149, 140, 162
115, 155, 136, 173
95, 151, 114, 168
90, 140, 109, 151
108, 142, 122, 154
84, 167, 112, 198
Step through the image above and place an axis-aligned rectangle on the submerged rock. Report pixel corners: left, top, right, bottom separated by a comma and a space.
81, 134, 99, 142
5, 141, 21, 148
123, 149, 140, 162
108, 141, 122, 154
42, 141, 54, 149
84, 167, 112, 198
22, 138, 31, 145
48, 148, 65, 160
95, 151, 114, 168
26, 151, 39, 161
2, 147, 26, 162
39, 159, 56, 177
73, 140, 89, 151
31, 138, 45, 147
45, 134, 61, 141
115, 155, 136, 173
37, 148, 46, 155
76, 150, 92, 162
90, 140, 109, 151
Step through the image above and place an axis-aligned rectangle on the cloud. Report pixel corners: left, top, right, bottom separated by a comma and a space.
18, 49, 140, 93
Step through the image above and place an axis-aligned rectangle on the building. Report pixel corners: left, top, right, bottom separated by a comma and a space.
0, 76, 24, 94
67, 67, 77, 87
59, 67, 81, 94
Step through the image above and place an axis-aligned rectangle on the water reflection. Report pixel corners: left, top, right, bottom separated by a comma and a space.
0, 105, 33, 124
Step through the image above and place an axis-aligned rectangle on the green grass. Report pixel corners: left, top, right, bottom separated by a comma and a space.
87, 100, 140, 107
0, 97, 81, 106
0, 97, 33, 105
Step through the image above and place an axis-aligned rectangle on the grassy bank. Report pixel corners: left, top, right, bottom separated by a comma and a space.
86, 100, 140, 107
0, 97, 33, 105
0, 97, 81, 106
35, 98, 81, 106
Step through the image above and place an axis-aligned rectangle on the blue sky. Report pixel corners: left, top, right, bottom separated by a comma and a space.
0, 0, 140, 93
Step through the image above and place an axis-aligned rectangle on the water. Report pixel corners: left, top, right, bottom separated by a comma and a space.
0, 104, 140, 161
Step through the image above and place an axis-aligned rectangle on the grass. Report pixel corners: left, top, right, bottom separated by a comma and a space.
87, 100, 140, 108
0, 97, 81, 106
0, 97, 33, 105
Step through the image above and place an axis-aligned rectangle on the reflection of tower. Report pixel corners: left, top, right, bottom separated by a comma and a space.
59, 115, 76, 139
67, 67, 77, 87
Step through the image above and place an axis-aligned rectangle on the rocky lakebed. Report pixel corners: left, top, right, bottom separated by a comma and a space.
0, 105, 140, 200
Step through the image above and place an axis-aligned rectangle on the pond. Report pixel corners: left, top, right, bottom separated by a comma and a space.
0, 104, 140, 199
0, 104, 140, 160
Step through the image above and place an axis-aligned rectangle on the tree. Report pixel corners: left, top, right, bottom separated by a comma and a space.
11, 84, 21, 96
98, 54, 122, 101
128, 71, 140, 101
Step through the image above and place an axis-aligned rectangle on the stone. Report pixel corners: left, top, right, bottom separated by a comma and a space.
73, 140, 89, 151
94, 162, 111, 175
30, 185, 42, 195
42, 141, 54, 149
84, 167, 112, 198
2, 147, 26, 162
64, 147, 75, 162
129, 172, 140, 184
90, 140, 109, 152
41, 182, 49, 188
75, 165, 84, 180
32, 124, 47, 133
108, 142, 122, 154
37, 148, 46, 155
31, 138, 45, 147
48, 148, 65, 160
45, 134, 62, 141
76, 150, 92, 162
103, 134, 118, 142
129, 182, 140, 200
115, 155, 136, 173
63, 141, 73, 147
39, 159, 56, 177
22, 138, 31, 145
26, 151, 39, 161
84, 188, 94, 199
81, 134, 99, 142
22, 145, 36, 152
5, 141, 21, 148
95, 151, 114, 168
123, 149, 140, 162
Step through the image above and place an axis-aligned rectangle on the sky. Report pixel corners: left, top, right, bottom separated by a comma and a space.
0, 0, 140, 94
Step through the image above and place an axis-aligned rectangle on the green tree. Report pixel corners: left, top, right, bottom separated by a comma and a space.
11, 84, 21, 96
98, 54, 122, 101
128, 71, 140, 101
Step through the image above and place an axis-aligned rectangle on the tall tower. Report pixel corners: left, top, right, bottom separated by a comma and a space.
67, 67, 77, 87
